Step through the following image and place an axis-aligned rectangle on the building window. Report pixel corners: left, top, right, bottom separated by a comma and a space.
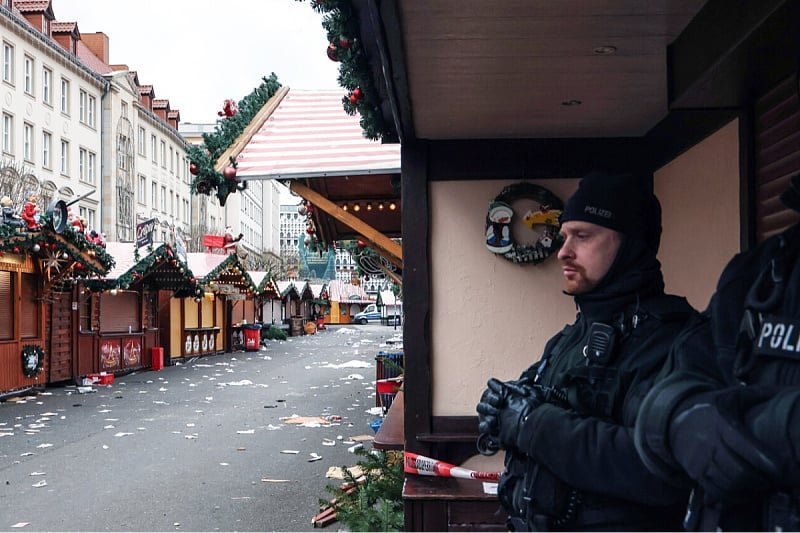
169, 190, 174, 215
2, 41, 13, 84
138, 127, 145, 156
160, 140, 166, 168
22, 122, 32, 162
60, 139, 69, 174
23, 55, 32, 95
79, 148, 86, 181
79, 89, 86, 123
60, 78, 69, 114
121, 101, 128, 119
79, 207, 96, 231
42, 17, 49, 35
160, 185, 166, 211
138, 175, 146, 205
88, 151, 96, 183
41, 131, 51, 169
151, 135, 157, 162
151, 181, 157, 206
87, 95, 96, 127
2, 113, 12, 154
42, 66, 51, 105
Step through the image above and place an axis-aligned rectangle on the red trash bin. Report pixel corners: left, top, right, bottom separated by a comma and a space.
151, 347, 164, 371
243, 325, 262, 351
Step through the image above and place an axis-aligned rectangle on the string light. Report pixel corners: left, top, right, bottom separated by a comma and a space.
378, 203, 384, 211
389, 202, 397, 211
353, 203, 361, 212
366, 203, 373, 211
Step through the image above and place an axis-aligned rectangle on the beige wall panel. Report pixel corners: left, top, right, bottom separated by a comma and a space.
655, 119, 741, 310
431, 179, 579, 416
170, 298, 181, 357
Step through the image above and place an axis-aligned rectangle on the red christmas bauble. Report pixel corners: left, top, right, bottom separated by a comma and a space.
12, 246, 19, 253
223, 166, 237, 181
327, 43, 339, 62
189, 162, 199, 175
306, 226, 315, 234
349, 88, 363, 105
339, 36, 352, 49
357, 240, 366, 248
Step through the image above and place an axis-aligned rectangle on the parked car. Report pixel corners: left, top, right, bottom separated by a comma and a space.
354, 304, 381, 324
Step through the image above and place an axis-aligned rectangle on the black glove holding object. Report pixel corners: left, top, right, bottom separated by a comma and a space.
670, 395, 781, 505
477, 377, 542, 451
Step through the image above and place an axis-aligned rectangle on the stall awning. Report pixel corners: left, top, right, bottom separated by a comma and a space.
235, 90, 400, 180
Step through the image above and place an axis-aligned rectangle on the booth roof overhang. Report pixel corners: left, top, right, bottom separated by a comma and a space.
220, 88, 403, 274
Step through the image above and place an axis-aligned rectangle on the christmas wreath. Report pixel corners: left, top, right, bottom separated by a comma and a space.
485, 182, 564, 264
21, 344, 45, 378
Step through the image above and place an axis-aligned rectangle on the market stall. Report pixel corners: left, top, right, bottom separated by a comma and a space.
79, 242, 199, 376
0, 198, 113, 395
180, 252, 254, 357
324, 279, 374, 325
250, 271, 282, 326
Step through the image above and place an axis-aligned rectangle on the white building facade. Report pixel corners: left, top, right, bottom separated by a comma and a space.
0, 2, 106, 227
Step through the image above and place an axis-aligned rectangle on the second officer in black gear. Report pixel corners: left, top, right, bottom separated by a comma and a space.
634, 176, 800, 531
477, 171, 696, 531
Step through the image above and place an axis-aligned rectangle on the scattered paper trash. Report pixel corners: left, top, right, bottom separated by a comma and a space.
11, 522, 29, 528
261, 478, 290, 483
348, 443, 364, 453
29, 472, 45, 476
321, 360, 371, 369
280, 450, 300, 454
308, 453, 322, 462
351, 434, 375, 442
32, 480, 47, 488
322, 439, 336, 446
236, 429, 255, 434
325, 465, 365, 479
36, 444, 52, 449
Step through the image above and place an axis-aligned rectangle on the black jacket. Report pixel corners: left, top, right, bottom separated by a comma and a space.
635, 223, 800, 530
501, 234, 696, 531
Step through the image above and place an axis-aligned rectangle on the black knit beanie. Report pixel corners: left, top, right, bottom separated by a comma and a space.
560, 171, 661, 252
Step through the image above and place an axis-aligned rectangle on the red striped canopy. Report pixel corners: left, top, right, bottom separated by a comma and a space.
235, 89, 401, 179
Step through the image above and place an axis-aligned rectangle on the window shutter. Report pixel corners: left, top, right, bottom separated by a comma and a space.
20, 272, 38, 338
99, 291, 140, 332
0, 271, 12, 340
755, 75, 800, 242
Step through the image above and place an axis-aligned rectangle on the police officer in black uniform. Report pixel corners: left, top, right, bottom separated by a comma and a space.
635, 177, 800, 531
477, 171, 696, 531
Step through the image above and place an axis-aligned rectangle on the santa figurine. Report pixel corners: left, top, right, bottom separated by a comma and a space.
20, 196, 40, 230
69, 213, 85, 234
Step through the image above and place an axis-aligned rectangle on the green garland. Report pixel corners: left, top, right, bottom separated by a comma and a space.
188, 74, 283, 206
202, 253, 257, 294
300, 0, 395, 142
85, 243, 201, 298
0, 222, 115, 277
21, 344, 45, 378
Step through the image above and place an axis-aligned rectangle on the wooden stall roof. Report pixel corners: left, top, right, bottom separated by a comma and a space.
275, 280, 301, 300
100, 242, 198, 296
376, 290, 401, 307
219, 87, 403, 268
186, 252, 255, 294
249, 270, 280, 298
326, 279, 374, 304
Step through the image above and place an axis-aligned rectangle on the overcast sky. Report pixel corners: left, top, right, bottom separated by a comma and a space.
54, 0, 342, 124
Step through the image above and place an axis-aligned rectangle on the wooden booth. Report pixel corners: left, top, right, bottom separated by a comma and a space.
276, 280, 303, 336
376, 290, 402, 326
325, 279, 374, 325
78, 242, 199, 377
250, 271, 282, 327
309, 282, 329, 328
0, 204, 113, 396
168, 252, 254, 358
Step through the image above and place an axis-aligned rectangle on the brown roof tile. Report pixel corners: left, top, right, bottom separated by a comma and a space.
152, 99, 170, 109
15, 1, 51, 12
138, 85, 154, 95
51, 21, 78, 33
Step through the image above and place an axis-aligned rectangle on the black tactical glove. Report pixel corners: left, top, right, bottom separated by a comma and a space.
477, 378, 541, 451
670, 400, 781, 504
